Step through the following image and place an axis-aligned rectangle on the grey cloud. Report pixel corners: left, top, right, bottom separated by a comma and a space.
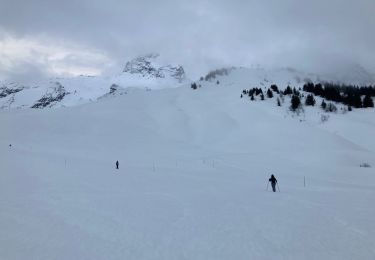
0, 0, 374, 80
0, 60, 49, 84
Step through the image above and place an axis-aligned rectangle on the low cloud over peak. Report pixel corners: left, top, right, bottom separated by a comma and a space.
1, 0, 374, 82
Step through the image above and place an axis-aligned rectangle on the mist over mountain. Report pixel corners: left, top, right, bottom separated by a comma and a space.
1, 1, 375, 83
1, 52, 374, 110
1, 50, 375, 259
1, 2, 375, 258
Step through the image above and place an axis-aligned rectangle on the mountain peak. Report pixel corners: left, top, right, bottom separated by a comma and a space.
123, 54, 185, 82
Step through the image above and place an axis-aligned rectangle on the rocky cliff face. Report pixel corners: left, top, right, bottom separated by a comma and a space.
123, 54, 185, 82
31, 82, 70, 108
0, 83, 25, 98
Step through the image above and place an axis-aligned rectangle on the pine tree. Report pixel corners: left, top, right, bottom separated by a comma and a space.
255, 88, 263, 96
267, 89, 273, 98
270, 84, 279, 93
353, 94, 362, 108
314, 84, 324, 96
363, 95, 374, 108
251, 94, 255, 101
260, 93, 265, 100
303, 82, 315, 93
284, 86, 293, 95
290, 95, 301, 111
293, 87, 300, 96
305, 94, 316, 106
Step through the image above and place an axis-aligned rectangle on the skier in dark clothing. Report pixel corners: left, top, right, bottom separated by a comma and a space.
116, 160, 119, 169
269, 174, 278, 192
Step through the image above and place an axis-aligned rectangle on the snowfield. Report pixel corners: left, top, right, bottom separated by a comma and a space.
1, 74, 375, 259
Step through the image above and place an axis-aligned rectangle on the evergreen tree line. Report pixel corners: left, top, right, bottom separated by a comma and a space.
242, 85, 302, 109
303, 83, 374, 108
242, 87, 266, 100
241, 84, 354, 113
241, 83, 374, 112
283, 86, 300, 96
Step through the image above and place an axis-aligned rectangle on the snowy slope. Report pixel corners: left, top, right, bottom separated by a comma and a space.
1, 77, 375, 259
199, 65, 375, 88
0, 54, 188, 109
1, 58, 374, 110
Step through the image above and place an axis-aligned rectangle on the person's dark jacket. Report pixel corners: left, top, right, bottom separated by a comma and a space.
269, 175, 277, 184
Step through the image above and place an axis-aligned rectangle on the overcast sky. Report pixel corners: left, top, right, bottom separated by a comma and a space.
0, 0, 374, 82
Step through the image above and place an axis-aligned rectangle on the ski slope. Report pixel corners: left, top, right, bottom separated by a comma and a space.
1, 79, 375, 259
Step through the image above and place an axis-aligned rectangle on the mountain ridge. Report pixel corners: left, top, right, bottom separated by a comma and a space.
0, 54, 374, 110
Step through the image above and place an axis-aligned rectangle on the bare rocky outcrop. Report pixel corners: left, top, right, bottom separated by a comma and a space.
0, 83, 25, 98
31, 82, 70, 108
123, 53, 186, 82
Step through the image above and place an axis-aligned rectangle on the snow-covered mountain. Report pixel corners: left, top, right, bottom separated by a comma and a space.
1, 70, 375, 259
123, 53, 185, 81
0, 54, 188, 109
0, 56, 374, 110
199, 65, 375, 88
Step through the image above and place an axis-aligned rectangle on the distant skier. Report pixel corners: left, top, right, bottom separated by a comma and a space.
116, 160, 119, 170
269, 174, 278, 192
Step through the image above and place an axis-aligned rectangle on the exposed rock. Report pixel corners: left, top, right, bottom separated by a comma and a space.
0, 94, 15, 109
31, 82, 70, 109
159, 65, 185, 82
123, 53, 186, 81
98, 84, 127, 100
123, 53, 161, 77
109, 84, 120, 94
0, 83, 25, 98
